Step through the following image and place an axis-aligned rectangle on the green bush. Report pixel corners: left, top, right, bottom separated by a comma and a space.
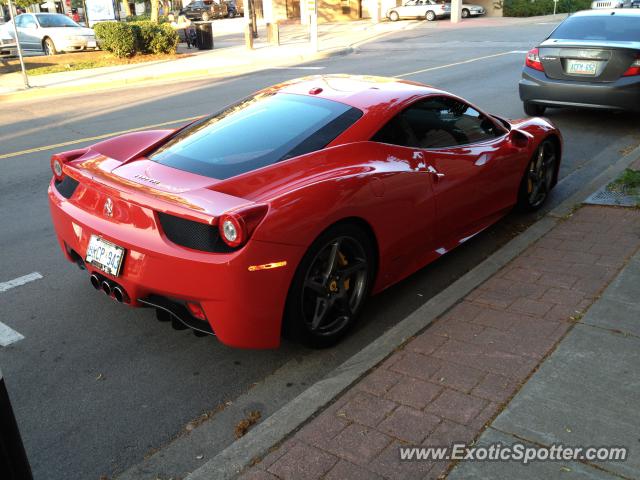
503, 0, 591, 17
94, 20, 178, 57
130, 21, 179, 54
93, 22, 137, 58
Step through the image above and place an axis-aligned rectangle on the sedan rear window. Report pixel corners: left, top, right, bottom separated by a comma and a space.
549, 15, 640, 42
150, 93, 362, 179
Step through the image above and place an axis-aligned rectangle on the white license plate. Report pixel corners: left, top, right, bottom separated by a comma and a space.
566, 59, 598, 76
87, 40, 96, 48
86, 235, 125, 277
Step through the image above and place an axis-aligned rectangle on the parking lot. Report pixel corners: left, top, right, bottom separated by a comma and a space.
1, 16, 639, 480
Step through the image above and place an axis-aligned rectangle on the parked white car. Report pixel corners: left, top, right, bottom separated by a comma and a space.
1, 13, 96, 55
454, 2, 486, 17
387, 0, 451, 21
591, 0, 631, 7
0, 31, 17, 57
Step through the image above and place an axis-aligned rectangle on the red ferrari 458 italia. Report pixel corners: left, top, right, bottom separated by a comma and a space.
49, 75, 562, 349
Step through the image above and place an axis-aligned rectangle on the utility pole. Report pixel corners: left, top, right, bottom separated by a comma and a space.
308, 0, 317, 52
8, 0, 30, 89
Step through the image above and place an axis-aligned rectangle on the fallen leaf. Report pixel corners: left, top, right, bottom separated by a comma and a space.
234, 411, 261, 439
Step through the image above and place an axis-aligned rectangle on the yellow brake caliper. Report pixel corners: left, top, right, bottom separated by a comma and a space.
338, 252, 350, 291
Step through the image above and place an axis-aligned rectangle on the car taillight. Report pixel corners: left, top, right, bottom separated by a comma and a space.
525, 48, 544, 72
50, 148, 87, 181
623, 55, 640, 76
218, 204, 268, 248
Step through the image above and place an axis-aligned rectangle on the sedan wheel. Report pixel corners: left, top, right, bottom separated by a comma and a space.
284, 224, 374, 348
524, 101, 546, 117
43, 37, 57, 56
462, 8, 470, 17
517, 140, 557, 212
202, 11, 210, 21
389, 10, 399, 21
426, 10, 436, 21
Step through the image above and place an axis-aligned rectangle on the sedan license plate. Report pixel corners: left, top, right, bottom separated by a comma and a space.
566, 59, 598, 76
86, 235, 125, 276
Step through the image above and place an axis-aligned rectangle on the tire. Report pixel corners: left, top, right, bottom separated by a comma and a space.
43, 37, 57, 55
283, 223, 376, 348
516, 139, 558, 212
389, 10, 399, 21
523, 101, 546, 116
425, 10, 436, 21
202, 11, 210, 21
462, 8, 470, 17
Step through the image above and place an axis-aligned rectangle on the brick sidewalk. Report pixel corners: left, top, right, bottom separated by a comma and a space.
240, 205, 640, 480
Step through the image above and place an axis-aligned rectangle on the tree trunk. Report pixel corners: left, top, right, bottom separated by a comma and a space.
150, 0, 159, 21
121, 0, 132, 18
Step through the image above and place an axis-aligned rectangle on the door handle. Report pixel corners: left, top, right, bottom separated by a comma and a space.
427, 165, 445, 179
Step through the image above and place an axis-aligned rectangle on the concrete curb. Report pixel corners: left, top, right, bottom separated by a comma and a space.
0, 46, 353, 103
184, 143, 640, 480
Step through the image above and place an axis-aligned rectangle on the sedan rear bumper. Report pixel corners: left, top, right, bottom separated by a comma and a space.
519, 67, 640, 112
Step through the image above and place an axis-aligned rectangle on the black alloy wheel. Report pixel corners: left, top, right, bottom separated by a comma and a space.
284, 224, 374, 348
517, 139, 557, 212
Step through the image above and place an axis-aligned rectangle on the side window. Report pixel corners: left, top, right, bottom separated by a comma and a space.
17, 15, 36, 28
372, 96, 499, 149
15, 15, 26, 27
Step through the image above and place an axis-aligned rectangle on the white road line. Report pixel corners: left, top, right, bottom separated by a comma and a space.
0, 272, 43, 293
0, 322, 25, 347
269, 66, 326, 70
397, 50, 524, 78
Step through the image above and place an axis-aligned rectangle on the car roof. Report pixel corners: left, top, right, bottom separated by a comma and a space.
571, 8, 640, 17
269, 75, 447, 112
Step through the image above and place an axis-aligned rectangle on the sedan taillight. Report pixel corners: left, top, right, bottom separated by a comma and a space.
525, 48, 544, 72
622, 55, 640, 77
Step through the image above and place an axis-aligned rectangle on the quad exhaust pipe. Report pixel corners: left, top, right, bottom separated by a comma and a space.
90, 274, 128, 303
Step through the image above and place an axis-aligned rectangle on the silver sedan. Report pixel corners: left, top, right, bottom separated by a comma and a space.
1, 13, 97, 55
387, 0, 451, 21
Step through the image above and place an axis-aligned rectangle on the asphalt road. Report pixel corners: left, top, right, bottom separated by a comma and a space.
1, 18, 639, 480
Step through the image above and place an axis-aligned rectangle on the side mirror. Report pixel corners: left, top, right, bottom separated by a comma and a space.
508, 129, 533, 149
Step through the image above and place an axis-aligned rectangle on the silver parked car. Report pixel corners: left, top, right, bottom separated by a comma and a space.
387, 0, 451, 21
1, 13, 96, 55
519, 9, 640, 115
591, 0, 631, 7
454, 2, 486, 17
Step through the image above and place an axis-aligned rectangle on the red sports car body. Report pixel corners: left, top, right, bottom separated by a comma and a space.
48, 75, 562, 349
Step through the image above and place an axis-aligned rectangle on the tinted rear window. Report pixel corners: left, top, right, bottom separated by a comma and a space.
150, 93, 362, 179
550, 15, 640, 42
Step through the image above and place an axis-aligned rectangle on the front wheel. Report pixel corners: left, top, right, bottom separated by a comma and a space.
516, 139, 558, 212
389, 10, 399, 21
283, 224, 375, 348
462, 8, 470, 17
202, 11, 210, 21
43, 37, 57, 55
425, 10, 436, 21
523, 101, 546, 116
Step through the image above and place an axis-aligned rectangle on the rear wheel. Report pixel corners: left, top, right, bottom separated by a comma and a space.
462, 8, 470, 17
425, 10, 436, 21
517, 139, 558, 212
284, 223, 375, 348
389, 10, 400, 21
523, 101, 546, 116
43, 37, 57, 55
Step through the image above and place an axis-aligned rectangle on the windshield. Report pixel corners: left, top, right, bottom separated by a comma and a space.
150, 93, 362, 179
36, 14, 79, 28
549, 15, 640, 42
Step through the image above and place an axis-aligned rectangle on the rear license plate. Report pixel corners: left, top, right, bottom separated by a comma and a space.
86, 235, 125, 277
566, 59, 598, 75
